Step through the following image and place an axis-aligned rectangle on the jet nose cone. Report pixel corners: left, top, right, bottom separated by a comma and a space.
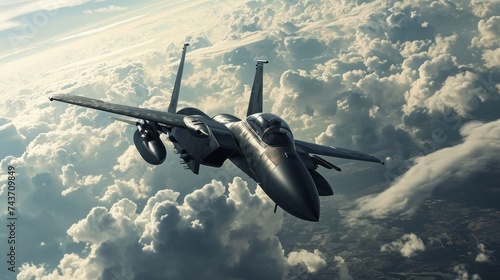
265, 160, 320, 222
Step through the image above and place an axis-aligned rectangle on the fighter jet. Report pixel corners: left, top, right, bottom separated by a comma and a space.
50, 43, 383, 222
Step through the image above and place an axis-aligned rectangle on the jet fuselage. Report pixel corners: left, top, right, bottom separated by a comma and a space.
212, 112, 320, 221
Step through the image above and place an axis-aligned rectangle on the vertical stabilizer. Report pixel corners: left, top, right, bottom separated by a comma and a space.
168, 43, 189, 113
246, 60, 268, 116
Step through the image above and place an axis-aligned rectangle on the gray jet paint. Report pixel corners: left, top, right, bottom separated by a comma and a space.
50, 44, 383, 222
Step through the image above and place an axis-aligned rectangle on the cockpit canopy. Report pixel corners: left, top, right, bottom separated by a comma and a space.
246, 113, 294, 147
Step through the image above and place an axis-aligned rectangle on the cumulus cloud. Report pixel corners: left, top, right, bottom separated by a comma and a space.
315, 90, 382, 151
334, 256, 354, 280
453, 264, 482, 280
18, 178, 325, 279
425, 71, 496, 117
472, 16, 500, 49
99, 178, 149, 202
60, 164, 103, 196
482, 48, 500, 68
68, 198, 138, 245
0, 118, 26, 159
471, 0, 499, 18
404, 53, 460, 114
380, 233, 425, 258
257, 0, 500, 160
475, 243, 493, 263
286, 249, 326, 273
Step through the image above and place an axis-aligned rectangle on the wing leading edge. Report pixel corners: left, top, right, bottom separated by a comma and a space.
295, 140, 384, 164
49, 94, 187, 129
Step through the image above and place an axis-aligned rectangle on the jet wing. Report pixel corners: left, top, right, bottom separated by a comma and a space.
49, 94, 187, 129
295, 140, 384, 164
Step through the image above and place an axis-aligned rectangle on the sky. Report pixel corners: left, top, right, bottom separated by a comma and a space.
0, 0, 499, 279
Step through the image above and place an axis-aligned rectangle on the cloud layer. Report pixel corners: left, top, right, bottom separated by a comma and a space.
0, 0, 499, 279
350, 120, 500, 219
18, 178, 325, 279
380, 233, 425, 258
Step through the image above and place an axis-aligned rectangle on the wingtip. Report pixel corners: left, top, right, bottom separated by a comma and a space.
49, 96, 54, 101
